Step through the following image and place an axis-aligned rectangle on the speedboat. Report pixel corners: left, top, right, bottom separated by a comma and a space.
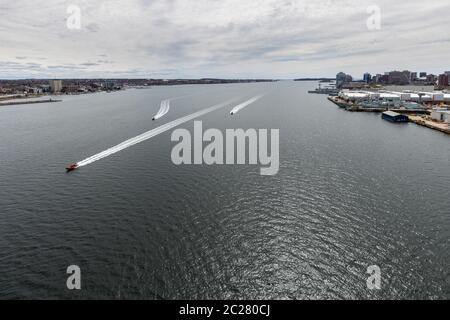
66, 164, 79, 172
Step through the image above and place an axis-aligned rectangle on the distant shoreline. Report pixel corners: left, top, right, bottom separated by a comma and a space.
0, 79, 278, 106
0, 78, 277, 84
294, 78, 335, 82
0, 78, 278, 98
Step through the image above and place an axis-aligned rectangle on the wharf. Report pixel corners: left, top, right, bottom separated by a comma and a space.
327, 97, 427, 114
0, 99, 61, 107
409, 116, 450, 135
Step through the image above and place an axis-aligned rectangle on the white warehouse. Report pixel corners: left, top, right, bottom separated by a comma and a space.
339, 90, 450, 104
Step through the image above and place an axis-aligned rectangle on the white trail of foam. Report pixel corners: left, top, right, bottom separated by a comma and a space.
76, 98, 239, 168
153, 93, 201, 120
153, 99, 170, 120
230, 95, 264, 115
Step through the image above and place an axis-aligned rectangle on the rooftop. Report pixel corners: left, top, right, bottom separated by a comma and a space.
383, 111, 402, 117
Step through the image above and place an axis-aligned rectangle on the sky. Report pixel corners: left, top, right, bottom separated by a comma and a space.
0, 0, 449, 79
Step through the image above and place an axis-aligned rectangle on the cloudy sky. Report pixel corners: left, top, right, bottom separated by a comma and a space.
1, 0, 449, 79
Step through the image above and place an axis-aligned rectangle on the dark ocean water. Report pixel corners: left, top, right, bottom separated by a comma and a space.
0, 81, 449, 299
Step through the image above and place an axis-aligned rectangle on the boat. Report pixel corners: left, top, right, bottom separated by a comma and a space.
308, 83, 339, 95
66, 164, 79, 172
308, 88, 339, 95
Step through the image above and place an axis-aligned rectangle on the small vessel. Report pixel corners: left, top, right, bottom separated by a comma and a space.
66, 164, 79, 172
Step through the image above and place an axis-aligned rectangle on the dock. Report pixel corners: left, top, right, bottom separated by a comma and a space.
309, 89, 339, 95
326, 92, 448, 136
408, 116, 450, 135
327, 96, 354, 108
0, 99, 62, 107
327, 96, 428, 114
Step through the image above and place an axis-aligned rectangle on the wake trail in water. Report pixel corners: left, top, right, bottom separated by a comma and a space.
153, 93, 204, 120
230, 95, 264, 115
153, 99, 171, 120
76, 98, 240, 168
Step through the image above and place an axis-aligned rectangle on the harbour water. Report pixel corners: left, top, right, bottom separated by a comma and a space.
0, 81, 449, 299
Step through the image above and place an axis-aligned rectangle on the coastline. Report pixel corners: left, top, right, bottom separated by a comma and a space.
0, 79, 277, 107
326, 96, 449, 135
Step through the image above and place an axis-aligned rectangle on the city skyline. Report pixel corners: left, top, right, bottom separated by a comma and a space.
1, 0, 450, 79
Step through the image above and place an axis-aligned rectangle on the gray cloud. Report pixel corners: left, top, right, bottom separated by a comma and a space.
80, 62, 100, 66
0, 0, 449, 79
97, 60, 114, 64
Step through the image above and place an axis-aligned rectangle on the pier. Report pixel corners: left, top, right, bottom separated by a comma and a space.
0, 99, 61, 107
409, 116, 450, 135
327, 96, 428, 114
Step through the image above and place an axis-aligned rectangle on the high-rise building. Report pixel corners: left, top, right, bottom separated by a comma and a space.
427, 74, 437, 85
103, 80, 116, 90
410, 72, 418, 82
438, 74, 449, 87
363, 73, 372, 83
420, 72, 427, 78
345, 74, 353, 83
374, 74, 389, 84
336, 72, 347, 88
402, 70, 411, 82
387, 71, 410, 85
49, 80, 63, 93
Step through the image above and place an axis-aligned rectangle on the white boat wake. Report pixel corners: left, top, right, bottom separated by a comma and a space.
153, 93, 204, 120
76, 98, 239, 168
230, 95, 264, 115
152, 99, 171, 120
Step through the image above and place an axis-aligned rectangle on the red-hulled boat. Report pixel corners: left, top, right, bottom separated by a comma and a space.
66, 164, 79, 172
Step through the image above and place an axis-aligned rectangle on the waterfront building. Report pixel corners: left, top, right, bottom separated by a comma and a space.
427, 74, 437, 85
377, 74, 389, 84
338, 89, 450, 106
387, 71, 411, 85
340, 83, 364, 90
63, 83, 79, 93
39, 85, 51, 93
103, 80, 117, 90
363, 73, 372, 83
336, 72, 354, 89
49, 80, 63, 93
438, 74, 449, 87
382, 111, 409, 123
28, 87, 43, 94
431, 109, 450, 123
336, 72, 347, 88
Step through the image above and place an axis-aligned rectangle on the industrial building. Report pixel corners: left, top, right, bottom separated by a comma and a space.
382, 111, 409, 123
431, 109, 450, 123
339, 90, 450, 104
